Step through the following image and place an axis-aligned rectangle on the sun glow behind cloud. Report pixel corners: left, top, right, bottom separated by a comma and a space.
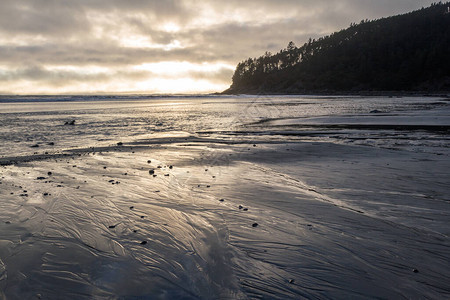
0, 61, 233, 94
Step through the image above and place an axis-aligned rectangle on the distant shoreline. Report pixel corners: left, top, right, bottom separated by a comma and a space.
220, 89, 450, 98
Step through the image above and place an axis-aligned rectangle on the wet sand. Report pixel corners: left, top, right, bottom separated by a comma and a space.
0, 95, 449, 298
1, 135, 449, 299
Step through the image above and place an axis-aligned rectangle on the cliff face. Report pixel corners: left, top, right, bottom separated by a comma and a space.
225, 2, 450, 94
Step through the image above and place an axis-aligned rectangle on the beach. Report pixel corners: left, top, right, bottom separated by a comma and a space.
0, 95, 449, 298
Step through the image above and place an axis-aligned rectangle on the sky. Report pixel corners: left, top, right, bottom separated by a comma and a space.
0, 0, 437, 95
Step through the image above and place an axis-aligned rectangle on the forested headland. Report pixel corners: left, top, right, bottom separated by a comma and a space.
224, 2, 450, 94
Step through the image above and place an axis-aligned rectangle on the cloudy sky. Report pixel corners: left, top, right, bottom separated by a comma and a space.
0, 0, 436, 94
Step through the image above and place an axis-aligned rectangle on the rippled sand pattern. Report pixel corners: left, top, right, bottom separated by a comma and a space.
0, 95, 449, 298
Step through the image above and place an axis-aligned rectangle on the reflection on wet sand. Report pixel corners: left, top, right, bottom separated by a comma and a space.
0, 95, 449, 298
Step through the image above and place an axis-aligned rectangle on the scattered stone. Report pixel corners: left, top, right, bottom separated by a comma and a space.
103, 166, 107, 169
239, 205, 243, 209
149, 169, 155, 175
252, 223, 258, 227
47, 171, 52, 176
43, 193, 49, 196
108, 180, 115, 183
413, 268, 419, 273
157, 166, 162, 168
206, 185, 210, 188
48, 142, 55, 146
289, 279, 295, 284
164, 174, 169, 176
243, 208, 248, 211
133, 230, 137, 233
130, 206, 134, 210
140, 240, 147, 245
370, 109, 383, 114
153, 174, 157, 177
30, 144, 39, 148
219, 199, 224, 202
169, 165, 173, 169
147, 160, 151, 164
205, 169, 208, 171
117, 142, 123, 146
5, 221, 11, 224
108, 225, 116, 229
141, 216, 145, 219
20, 194, 28, 197
64, 120, 75, 125
37, 177, 46, 180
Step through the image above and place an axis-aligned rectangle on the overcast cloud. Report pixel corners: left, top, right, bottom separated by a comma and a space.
0, 0, 436, 94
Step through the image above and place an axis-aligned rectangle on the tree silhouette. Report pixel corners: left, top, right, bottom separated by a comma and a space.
225, 2, 450, 94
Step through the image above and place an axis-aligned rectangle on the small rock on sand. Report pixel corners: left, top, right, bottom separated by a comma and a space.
140, 241, 147, 245
108, 225, 116, 229
64, 120, 76, 125
413, 268, 419, 273
130, 206, 134, 210
252, 223, 258, 227
219, 199, 224, 202
239, 205, 243, 209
